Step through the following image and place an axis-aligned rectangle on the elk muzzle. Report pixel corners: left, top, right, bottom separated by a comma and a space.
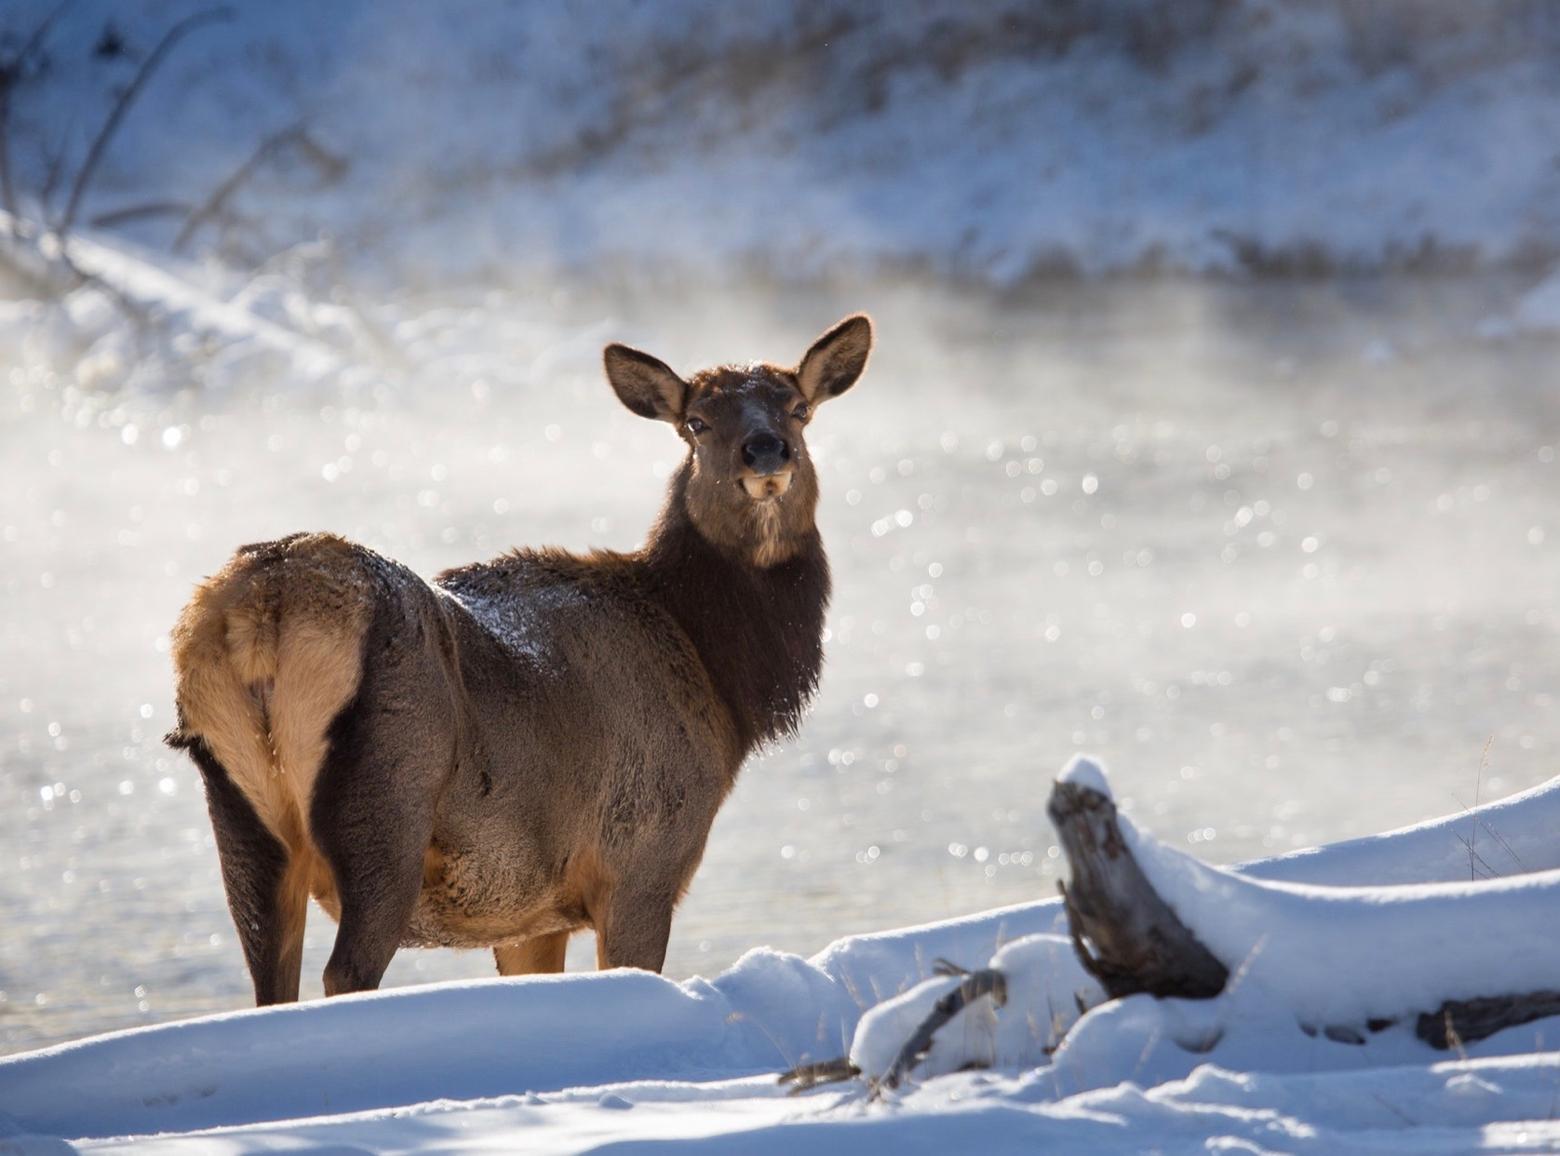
740, 432, 793, 499
742, 432, 790, 474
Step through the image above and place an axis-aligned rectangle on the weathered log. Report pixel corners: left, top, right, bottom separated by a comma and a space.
1047, 777, 1229, 1001
1419, 991, 1560, 1050
776, 1057, 858, 1094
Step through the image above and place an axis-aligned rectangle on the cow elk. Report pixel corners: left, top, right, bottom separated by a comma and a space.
166, 315, 873, 1004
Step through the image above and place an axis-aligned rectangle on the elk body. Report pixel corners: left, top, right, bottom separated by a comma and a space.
166, 316, 872, 1004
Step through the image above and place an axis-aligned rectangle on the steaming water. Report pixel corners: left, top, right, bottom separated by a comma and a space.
3, 277, 1558, 1055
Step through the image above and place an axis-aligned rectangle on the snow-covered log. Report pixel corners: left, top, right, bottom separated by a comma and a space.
1050, 758, 1560, 1048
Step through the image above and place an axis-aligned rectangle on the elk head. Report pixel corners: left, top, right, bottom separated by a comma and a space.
604, 315, 873, 568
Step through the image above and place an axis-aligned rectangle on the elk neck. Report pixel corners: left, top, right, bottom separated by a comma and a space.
640, 460, 830, 755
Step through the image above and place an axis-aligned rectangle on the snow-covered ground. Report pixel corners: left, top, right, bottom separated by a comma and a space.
5, 1, 1560, 282
6, 761, 1560, 1153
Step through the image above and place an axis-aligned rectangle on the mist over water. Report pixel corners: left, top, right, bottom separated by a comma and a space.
3, 274, 1557, 1054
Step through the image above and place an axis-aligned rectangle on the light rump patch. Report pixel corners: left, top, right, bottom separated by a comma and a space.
169, 533, 372, 854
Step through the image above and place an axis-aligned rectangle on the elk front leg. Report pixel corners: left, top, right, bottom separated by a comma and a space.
495, 931, 570, 976
594, 882, 676, 973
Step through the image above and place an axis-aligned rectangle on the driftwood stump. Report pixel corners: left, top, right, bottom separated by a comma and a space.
1047, 777, 1229, 1001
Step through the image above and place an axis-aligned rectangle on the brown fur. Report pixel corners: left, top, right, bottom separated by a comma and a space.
167, 316, 872, 1003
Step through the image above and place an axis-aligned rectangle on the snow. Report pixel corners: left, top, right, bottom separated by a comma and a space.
1513, 268, 1560, 333
6, 761, 1560, 1152
7, 2, 1560, 283
1056, 752, 1110, 795
1132, 830, 1560, 1028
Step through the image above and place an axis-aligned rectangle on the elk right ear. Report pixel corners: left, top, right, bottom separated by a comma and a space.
797, 314, 873, 405
604, 344, 687, 423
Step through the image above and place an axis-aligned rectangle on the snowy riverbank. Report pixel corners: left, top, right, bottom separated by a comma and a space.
5, 1, 1560, 286
5, 762, 1560, 1153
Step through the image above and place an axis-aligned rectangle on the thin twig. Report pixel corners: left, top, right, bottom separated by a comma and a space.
57, 6, 233, 237
1371, 1092, 1419, 1127
172, 120, 304, 252
37, 110, 77, 216
1449, 828, 1498, 881
89, 198, 192, 229
1477, 816, 1527, 874
1471, 735, 1492, 879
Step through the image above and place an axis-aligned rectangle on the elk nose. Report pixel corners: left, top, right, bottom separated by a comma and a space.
742, 432, 790, 473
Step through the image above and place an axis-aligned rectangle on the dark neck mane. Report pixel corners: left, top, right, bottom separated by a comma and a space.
641, 465, 830, 755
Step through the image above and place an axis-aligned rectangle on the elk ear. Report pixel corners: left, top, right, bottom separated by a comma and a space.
604, 344, 688, 422
797, 314, 872, 404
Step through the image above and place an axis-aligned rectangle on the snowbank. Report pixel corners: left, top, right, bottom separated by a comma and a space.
1127, 808, 1560, 1027
5, 0, 1560, 285
5, 759, 1560, 1152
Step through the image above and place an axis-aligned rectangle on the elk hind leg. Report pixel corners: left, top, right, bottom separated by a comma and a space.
310, 674, 452, 996
494, 930, 570, 976
187, 737, 308, 1005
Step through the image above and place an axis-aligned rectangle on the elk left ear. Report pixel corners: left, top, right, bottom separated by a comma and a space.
603, 343, 688, 423
797, 314, 872, 405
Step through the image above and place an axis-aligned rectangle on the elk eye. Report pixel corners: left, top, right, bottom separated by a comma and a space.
792, 403, 810, 422
686, 416, 708, 435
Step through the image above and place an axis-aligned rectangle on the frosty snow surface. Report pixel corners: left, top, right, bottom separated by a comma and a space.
6, 762, 1560, 1152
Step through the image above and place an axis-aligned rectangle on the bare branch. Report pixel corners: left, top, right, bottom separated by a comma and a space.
57, 6, 233, 237
38, 111, 72, 215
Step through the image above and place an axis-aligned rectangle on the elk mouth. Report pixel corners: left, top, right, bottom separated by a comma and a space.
741, 470, 793, 501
